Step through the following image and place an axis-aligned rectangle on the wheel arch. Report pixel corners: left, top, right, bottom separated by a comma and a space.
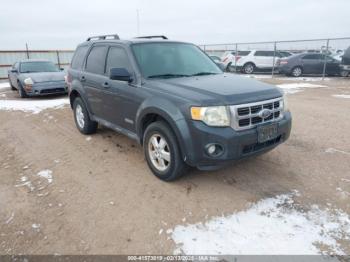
135, 100, 194, 165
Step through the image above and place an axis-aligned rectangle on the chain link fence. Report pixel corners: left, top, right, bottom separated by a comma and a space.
0, 50, 74, 79
200, 37, 350, 79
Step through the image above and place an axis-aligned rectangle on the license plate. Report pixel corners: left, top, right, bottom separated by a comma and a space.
257, 123, 278, 143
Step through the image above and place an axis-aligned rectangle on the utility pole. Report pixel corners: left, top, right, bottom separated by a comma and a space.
25, 43, 29, 59
136, 9, 140, 36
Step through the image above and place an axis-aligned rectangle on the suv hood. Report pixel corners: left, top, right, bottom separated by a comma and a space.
146, 73, 283, 105
20, 72, 65, 83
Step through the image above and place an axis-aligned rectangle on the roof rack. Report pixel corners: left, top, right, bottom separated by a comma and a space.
135, 35, 168, 40
86, 34, 120, 41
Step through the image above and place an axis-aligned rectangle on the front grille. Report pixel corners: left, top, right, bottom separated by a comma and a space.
40, 88, 66, 94
230, 97, 284, 130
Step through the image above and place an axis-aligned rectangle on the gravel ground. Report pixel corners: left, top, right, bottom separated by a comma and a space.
0, 76, 349, 255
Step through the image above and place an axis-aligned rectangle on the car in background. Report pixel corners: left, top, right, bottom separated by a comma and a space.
209, 55, 225, 71
231, 50, 283, 74
278, 51, 293, 57
209, 55, 221, 63
8, 59, 67, 98
278, 53, 341, 77
221, 50, 251, 71
340, 47, 350, 77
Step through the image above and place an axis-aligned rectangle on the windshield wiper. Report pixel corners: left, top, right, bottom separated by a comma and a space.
190, 72, 219, 76
147, 74, 189, 79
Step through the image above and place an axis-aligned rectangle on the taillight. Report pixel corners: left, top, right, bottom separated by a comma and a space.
235, 56, 241, 61
223, 57, 228, 63
280, 60, 288, 65
66, 72, 72, 83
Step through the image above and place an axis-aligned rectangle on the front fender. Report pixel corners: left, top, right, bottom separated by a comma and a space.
135, 97, 196, 166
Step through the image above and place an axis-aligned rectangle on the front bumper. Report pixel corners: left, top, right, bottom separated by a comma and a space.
185, 111, 292, 170
25, 81, 68, 96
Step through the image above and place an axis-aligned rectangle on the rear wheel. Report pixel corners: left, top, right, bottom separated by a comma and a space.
243, 63, 255, 74
144, 121, 187, 181
291, 66, 303, 77
73, 97, 97, 134
225, 62, 232, 72
18, 82, 27, 98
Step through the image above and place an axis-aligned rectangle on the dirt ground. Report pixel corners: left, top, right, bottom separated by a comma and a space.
0, 76, 350, 255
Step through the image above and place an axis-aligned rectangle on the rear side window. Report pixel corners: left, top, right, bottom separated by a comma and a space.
106, 47, 132, 74
238, 51, 250, 56
71, 45, 89, 70
302, 54, 321, 60
85, 45, 108, 75
254, 51, 275, 57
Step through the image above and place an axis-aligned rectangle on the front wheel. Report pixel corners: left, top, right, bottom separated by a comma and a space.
144, 121, 187, 181
18, 82, 28, 98
73, 97, 98, 134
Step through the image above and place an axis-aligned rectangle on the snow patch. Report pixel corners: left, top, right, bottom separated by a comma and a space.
0, 98, 69, 114
36, 170, 53, 183
171, 192, 350, 255
276, 77, 330, 82
277, 83, 327, 94
325, 148, 350, 156
0, 82, 10, 91
332, 94, 350, 99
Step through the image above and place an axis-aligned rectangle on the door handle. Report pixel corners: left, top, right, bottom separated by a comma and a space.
102, 82, 110, 88
80, 76, 86, 82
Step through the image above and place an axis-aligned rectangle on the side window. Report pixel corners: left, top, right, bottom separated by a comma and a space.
302, 54, 319, 60
71, 45, 89, 70
85, 45, 108, 75
254, 51, 265, 56
105, 46, 132, 74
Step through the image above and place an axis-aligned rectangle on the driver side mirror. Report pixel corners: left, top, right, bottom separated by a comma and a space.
109, 68, 132, 82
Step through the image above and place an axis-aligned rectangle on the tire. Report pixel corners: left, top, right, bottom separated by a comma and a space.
340, 70, 349, 77
8, 77, 16, 90
18, 82, 28, 98
225, 62, 232, 72
143, 121, 187, 181
291, 66, 303, 77
73, 97, 98, 135
243, 63, 255, 74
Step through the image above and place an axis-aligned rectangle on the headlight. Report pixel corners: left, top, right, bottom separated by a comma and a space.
24, 78, 34, 85
282, 94, 289, 112
191, 106, 230, 126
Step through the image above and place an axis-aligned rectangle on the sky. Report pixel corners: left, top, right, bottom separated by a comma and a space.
0, 0, 349, 50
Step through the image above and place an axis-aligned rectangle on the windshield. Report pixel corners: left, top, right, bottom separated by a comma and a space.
20, 61, 59, 73
132, 43, 222, 78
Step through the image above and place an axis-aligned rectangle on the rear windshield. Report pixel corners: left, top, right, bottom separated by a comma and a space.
20, 62, 59, 73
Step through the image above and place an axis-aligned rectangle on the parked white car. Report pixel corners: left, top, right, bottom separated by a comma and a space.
222, 50, 282, 74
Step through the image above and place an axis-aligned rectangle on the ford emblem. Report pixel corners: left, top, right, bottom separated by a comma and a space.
259, 109, 272, 119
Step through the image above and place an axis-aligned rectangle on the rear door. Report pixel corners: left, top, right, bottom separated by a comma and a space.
253, 51, 276, 68
82, 44, 109, 118
301, 54, 323, 74
325, 56, 340, 75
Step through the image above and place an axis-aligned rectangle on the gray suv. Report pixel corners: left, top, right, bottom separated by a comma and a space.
67, 34, 292, 181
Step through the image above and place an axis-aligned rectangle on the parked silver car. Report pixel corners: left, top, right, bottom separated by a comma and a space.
8, 59, 67, 98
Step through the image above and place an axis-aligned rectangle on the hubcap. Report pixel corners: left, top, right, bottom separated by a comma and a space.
148, 134, 171, 172
75, 104, 85, 129
245, 64, 253, 74
293, 68, 302, 77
